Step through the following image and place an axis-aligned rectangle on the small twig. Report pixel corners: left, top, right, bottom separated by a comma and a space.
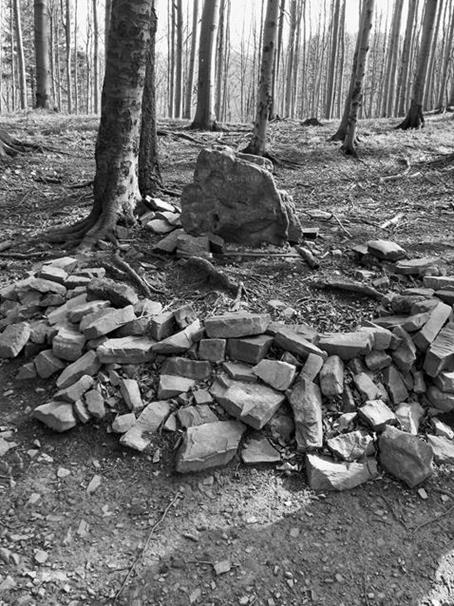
412, 504, 454, 533
331, 213, 353, 238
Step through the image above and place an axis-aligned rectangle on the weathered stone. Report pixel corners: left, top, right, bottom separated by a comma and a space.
0, 322, 31, 358
410, 369, 426, 395
193, 389, 213, 405
432, 418, 454, 440
148, 312, 176, 341
427, 385, 454, 412
365, 350, 392, 372
67, 300, 110, 323
358, 399, 396, 431
32, 401, 77, 432
0, 437, 17, 457
64, 275, 91, 289
151, 319, 203, 355
174, 304, 197, 329
319, 355, 344, 397
52, 327, 86, 362
367, 239, 406, 261
34, 349, 66, 378
198, 338, 226, 363
371, 315, 409, 331
56, 351, 101, 389
181, 147, 302, 246
41, 293, 66, 307
204, 312, 270, 338
435, 290, 454, 305
153, 228, 184, 253
274, 326, 325, 360
423, 275, 454, 290
134, 299, 162, 317
111, 413, 136, 434
241, 436, 281, 464
318, 332, 373, 360
146, 218, 175, 234
390, 294, 428, 315
28, 277, 67, 297
434, 370, 454, 393
423, 322, 454, 378
395, 402, 425, 435
73, 399, 90, 423
96, 336, 155, 363
222, 361, 257, 382
120, 401, 171, 451
395, 257, 439, 275
46, 293, 87, 325
379, 426, 433, 487
39, 265, 68, 284
227, 334, 274, 364
77, 267, 106, 280
177, 405, 218, 428
87, 278, 138, 307
252, 359, 296, 391
16, 362, 37, 380
392, 327, 417, 374
55, 375, 95, 402
80, 305, 135, 339
288, 379, 323, 450
326, 430, 375, 461
211, 379, 285, 429
115, 316, 150, 337
85, 389, 106, 419
353, 372, 381, 401
176, 420, 246, 473
158, 375, 196, 399
401, 312, 432, 333
306, 454, 378, 491
383, 365, 409, 405
300, 353, 324, 382
43, 256, 78, 273
120, 378, 143, 411
411, 299, 440, 315
413, 302, 452, 352
161, 357, 212, 380
427, 435, 454, 464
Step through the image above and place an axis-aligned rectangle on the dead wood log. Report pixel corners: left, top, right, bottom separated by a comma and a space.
311, 278, 382, 299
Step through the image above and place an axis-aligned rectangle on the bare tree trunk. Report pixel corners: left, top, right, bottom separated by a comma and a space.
284, 0, 298, 116
381, 0, 404, 117
13, 0, 27, 109
325, 0, 341, 119
74, 0, 78, 113
336, 0, 346, 118
190, 0, 220, 130
105, 0, 112, 53
64, 0, 72, 113
424, 0, 443, 109
221, 0, 231, 121
34, 0, 51, 109
174, 0, 183, 117
270, 0, 284, 118
215, 0, 226, 120
92, 0, 99, 114
396, 0, 418, 116
183, 0, 198, 119
438, 3, 454, 108
398, 0, 438, 129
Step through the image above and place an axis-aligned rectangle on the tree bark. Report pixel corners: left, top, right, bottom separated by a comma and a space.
436, 1, 454, 108
424, 0, 444, 109
174, 0, 183, 117
13, 0, 27, 109
105, 0, 112, 54
183, 0, 198, 119
398, 0, 438, 129
64, 0, 72, 113
381, 0, 404, 117
34, 0, 51, 109
92, 0, 99, 114
325, 0, 341, 119
396, 0, 418, 116
190, 0, 220, 130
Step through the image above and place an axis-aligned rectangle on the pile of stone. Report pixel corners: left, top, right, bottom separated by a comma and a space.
1, 254, 454, 493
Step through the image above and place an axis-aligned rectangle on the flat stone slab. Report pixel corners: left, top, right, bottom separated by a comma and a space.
423, 275, 454, 290
96, 336, 155, 364
326, 431, 374, 461
176, 420, 246, 473
358, 399, 396, 431
423, 322, 454, 378
427, 435, 454, 465
319, 355, 344, 397
288, 378, 323, 450
382, 365, 409, 405
198, 338, 226, 363
120, 378, 143, 411
161, 357, 212, 380
68, 300, 110, 323
211, 379, 285, 429
55, 375, 95, 403
427, 386, 454, 412
395, 402, 425, 435
39, 265, 68, 284
120, 401, 171, 451
241, 436, 281, 464
318, 332, 373, 360
227, 334, 274, 365
274, 325, 326, 359
28, 277, 67, 297
33, 401, 77, 432
306, 454, 378, 491
80, 305, 135, 339
379, 426, 433, 488
151, 320, 203, 354
204, 312, 270, 339
56, 351, 101, 389
413, 302, 452, 352
177, 405, 218, 428
252, 359, 296, 391
34, 349, 66, 379
300, 353, 324, 382
434, 370, 454, 393
112, 412, 137, 434
46, 293, 87, 325
394, 257, 439, 275
0, 322, 31, 358
222, 361, 257, 383
52, 327, 86, 362
158, 375, 196, 399
87, 278, 138, 307
367, 239, 406, 261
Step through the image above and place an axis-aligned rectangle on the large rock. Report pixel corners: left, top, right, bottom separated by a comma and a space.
120, 401, 171, 451
319, 355, 344, 397
423, 322, 454, 378
427, 435, 454, 464
96, 336, 155, 364
274, 325, 326, 360
306, 454, 378, 491
80, 305, 135, 339
204, 312, 270, 339
177, 405, 218, 428
161, 357, 212, 380
379, 426, 433, 487
318, 332, 373, 360
227, 334, 274, 365
0, 322, 31, 358
34, 349, 66, 379
56, 351, 101, 389
288, 379, 323, 450
33, 401, 77, 432
252, 359, 296, 391
241, 436, 281, 464
326, 431, 375, 461
181, 147, 302, 246
176, 420, 246, 473
151, 320, 203, 354
52, 327, 86, 362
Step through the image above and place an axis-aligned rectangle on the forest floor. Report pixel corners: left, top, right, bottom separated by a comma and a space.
0, 111, 454, 606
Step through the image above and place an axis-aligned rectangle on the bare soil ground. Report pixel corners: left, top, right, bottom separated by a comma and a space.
1, 111, 454, 606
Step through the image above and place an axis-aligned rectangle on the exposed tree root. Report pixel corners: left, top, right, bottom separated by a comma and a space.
112, 250, 164, 296
0, 129, 44, 159
396, 104, 425, 130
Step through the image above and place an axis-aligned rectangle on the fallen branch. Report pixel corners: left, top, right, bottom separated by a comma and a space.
113, 251, 164, 296
311, 279, 382, 299
412, 503, 454, 533
380, 158, 411, 182
332, 213, 353, 238
184, 256, 239, 295
220, 251, 301, 259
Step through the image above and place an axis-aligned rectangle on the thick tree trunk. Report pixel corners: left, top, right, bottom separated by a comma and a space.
243, 0, 279, 156
174, 0, 183, 117
215, 0, 226, 121
398, 0, 438, 129
105, 0, 112, 54
436, 2, 454, 108
13, 0, 27, 109
396, 0, 418, 116
34, 0, 51, 109
381, 0, 404, 117
190, 0, 220, 130
139, 4, 161, 198
424, 0, 444, 109
325, 0, 341, 119
341, 0, 375, 156
284, 0, 298, 117
183, 0, 198, 119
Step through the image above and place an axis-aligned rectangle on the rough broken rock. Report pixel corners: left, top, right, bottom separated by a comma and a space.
87, 278, 138, 307
204, 312, 270, 339
33, 402, 77, 432
176, 420, 246, 473
252, 359, 296, 391
177, 405, 218, 428
34, 349, 66, 379
56, 351, 101, 389
120, 379, 143, 411
379, 426, 433, 487
305, 454, 378, 491
158, 375, 196, 399
0, 322, 31, 358
358, 399, 396, 431
52, 326, 86, 362
288, 379, 323, 450
80, 305, 135, 339
151, 320, 203, 354
198, 338, 226, 363
274, 325, 326, 360
318, 332, 373, 360
180, 146, 302, 246
241, 436, 281, 464
367, 239, 406, 261
427, 435, 454, 464
161, 357, 212, 380
326, 431, 375, 461
227, 334, 274, 365
96, 336, 155, 364
120, 401, 171, 451
319, 355, 344, 397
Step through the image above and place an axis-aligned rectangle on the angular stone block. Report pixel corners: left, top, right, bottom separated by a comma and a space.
423, 322, 454, 378
364, 350, 392, 372
148, 311, 176, 341
33, 401, 77, 432
158, 375, 196, 399
423, 275, 454, 290
412, 302, 452, 352
55, 374, 95, 402
87, 278, 138, 307
80, 305, 135, 339
252, 359, 296, 391
427, 435, 454, 465
395, 401, 424, 435
52, 327, 86, 362
434, 370, 454, 393
120, 401, 171, 451
222, 361, 257, 383
227, 334, 274, 364
112, 412, 136, 434
427, 386, 454, 412
120, 378, 143, 411
151, 320, 203, 354
326, 431, 374, 461
379, 426, 433, 488
241, 436, 281, 464
85, 389, 106, 419
318, 332, 373, 360
56, 351, 101, 389
383, 365, 408, 405
367, 239, 406, 261
300, 353, 324, 382
198, 338, 226, 363
96, 336, 155, 364
204, 312, 270, 339
274, 325, 326, 360
0, 322, 31, 358
392, 327, 417, 374
358, 399, 396, 431
319, 355, 344, 397
306, 454, 378, 491
353, 372, 381, 402
161, 357, 212, 380
34, 349, 66, 379
177, 405, 218, 428
288, 379, 323, 450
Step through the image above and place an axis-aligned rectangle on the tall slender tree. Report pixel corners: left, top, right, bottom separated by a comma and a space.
325, 0, 341, 119
381, 0, 404, 117
64, 0, 72, 113
13, 0, 27, 109
34, 0, 51, 109
174, 0, 183, 117
183, 0, 198, 118
396, 0, 419, 116
92, 0, 99, 113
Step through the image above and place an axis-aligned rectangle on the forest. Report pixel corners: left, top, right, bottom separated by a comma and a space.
0, 1, 454, 606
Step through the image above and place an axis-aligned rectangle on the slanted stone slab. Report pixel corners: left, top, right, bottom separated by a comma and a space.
96, 336, 155, 364
153, 228, 183, 253
383, 365, 408, 405
120, 378, 143, 411
211, 379, 285, 429
115, 316, 151, 337
367, 239, 406, 261
423, 275, 454, 290
288, 379, 323, 450
42, 256, 78, 272
427, 386, 454, 412
371, 316, 409, 331
395, 257, 439, 275
326, 431, 374, 461
148, 311, 176, 341
300, 353, 324, 382
379, 426, 433, 487
176, 420, 246, 473
252, 359, 296, 391
16, 362, 37, 380
353, 373, 381, 401
228, 334, 274, 365
222, 361, 257, 383
318, 332, 373, 360
56, 351, 101, 389
306, 454, 378, 491
39, 265, 68, 284
32, 402, 77, 432
34, 349, 66, 379
158, 375, 196, 399
112, 413, 136, 434
193, 389, 213, 405
0, 322, 31, 358
28, 277, 67, 297
358, 399, 396, 431
151, 320, 203, 354
392, 327, 417, 374
68, 300, 110, 323
319, 356, 344, 397
80, 305, 135, 339
274, 325, 325, 360
365, 350, 392, 372
433, 418, 454, 439
174, 304, 197, 329
241, 436, 281, 464
413, 302, 452, 352
204, 312, 270, 338
427, 435, 454, 464
401, 312, 431, 333
46, 293, 87, 326
423, 322, 454, 378
198, 338, 226, 363
85, 389, 106, 419
52, 327, 86, 362
87, 278, 138, 307
55, 374, 94, 402
412, 369, 427, 394
395, 402, 424, 435
146, 218, 174, 234
434, 290, 454, 305
120, 401, 171, 451
177, 405, 218, 428
161, 357, 212, 380
434, 370, 454, 393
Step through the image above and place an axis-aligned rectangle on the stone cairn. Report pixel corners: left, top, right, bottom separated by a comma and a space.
1, 240, 454, 492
